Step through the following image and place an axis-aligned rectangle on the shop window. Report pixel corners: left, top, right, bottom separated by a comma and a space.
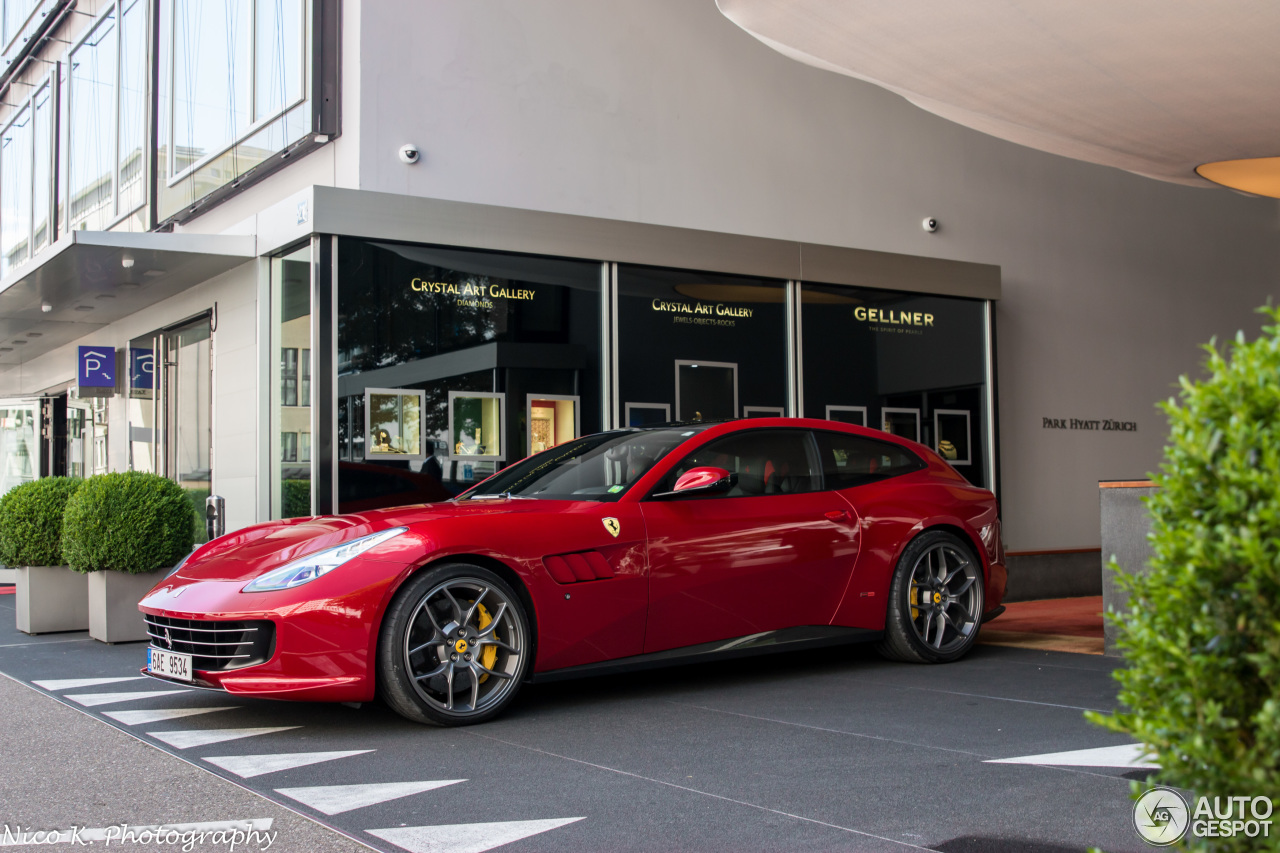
618, 266, 786, 428
335, 238, 601, 511
527, 395, 578, 455
801, 283, 990, 487
814, 430, 926, 490
656, 429, 820, 497
270, 245, 312, 517
367, 388, 426, 461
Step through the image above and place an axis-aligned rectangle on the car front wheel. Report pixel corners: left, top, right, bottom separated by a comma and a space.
876, 530, 984, 664
378, 563, 531, 726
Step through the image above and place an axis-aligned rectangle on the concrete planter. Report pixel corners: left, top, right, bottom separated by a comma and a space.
0, 567, 16, 584
89, 570, 165, 644
1100, 480, 1158, 656
15, 566, 89, 634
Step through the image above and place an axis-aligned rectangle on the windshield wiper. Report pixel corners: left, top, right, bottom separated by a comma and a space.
468, 491, 536, 500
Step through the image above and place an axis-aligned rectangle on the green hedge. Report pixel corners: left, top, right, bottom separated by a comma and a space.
0, 477, 83, 567
62, 472, 194, 574
282, 479, 311, 519
1090, 306, 1280, 850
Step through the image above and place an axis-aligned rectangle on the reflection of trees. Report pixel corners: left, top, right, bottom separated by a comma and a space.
338, 260, 506, 373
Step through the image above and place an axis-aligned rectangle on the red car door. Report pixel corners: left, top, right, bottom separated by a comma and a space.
640, 428, 861, 654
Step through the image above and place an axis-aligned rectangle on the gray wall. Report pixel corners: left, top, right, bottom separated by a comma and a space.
354, 0, 1280, 552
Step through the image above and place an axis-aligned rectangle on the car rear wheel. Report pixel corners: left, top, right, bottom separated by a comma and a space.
876, 530, 984, 664
378, 563, 531, 726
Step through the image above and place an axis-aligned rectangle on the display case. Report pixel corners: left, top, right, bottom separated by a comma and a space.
527, 394, 580, 455
449, 391, 505, 461
933, 409, 972, 465
881, 407, 921, 442
825, 405, 868, 427
363, 388, 426, 462
625, 402, 670, 427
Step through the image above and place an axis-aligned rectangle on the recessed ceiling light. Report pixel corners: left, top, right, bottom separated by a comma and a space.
0, 348, 13, 353
11, 340, 26, 345
96, 293, 116, 300
26, 332, 41, 338
1196, 157, 1280, 197
74, 305, 94, 312
118, 282, 140, 290
142, 269, 165, 278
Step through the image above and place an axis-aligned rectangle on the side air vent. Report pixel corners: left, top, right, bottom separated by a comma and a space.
543, 551, 616, 584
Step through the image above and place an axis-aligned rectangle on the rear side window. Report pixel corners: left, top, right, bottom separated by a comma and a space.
814, 431, 926, 490
654, 429, 821, 497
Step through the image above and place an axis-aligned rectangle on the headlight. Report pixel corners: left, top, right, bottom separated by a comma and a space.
242, 527, 408, 593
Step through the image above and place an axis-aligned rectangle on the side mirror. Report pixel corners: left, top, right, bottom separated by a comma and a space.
652, 466, 736, 499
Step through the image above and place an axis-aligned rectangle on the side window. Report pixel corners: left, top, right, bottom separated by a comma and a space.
655, 429, 821, 497
815, 430, 926, 490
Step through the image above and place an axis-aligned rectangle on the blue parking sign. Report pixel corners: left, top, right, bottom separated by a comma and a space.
77, 346, 116, 389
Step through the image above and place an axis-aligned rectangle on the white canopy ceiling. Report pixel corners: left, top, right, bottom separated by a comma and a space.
717, 0, 1280, 188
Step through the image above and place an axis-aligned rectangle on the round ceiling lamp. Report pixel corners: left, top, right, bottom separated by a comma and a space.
1195, 157, 1280, 198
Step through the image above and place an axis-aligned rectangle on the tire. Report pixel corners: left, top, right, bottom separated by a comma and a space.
876, 530, 985, 664
377, 563, 531, 726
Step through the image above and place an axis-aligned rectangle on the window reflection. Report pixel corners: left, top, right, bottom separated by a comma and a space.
171, 0, 252, 175
69, 8, 118, 230
1, 105, 32, 276
117, 0, 148, 215
2, 0, 38, 47
31, 85, 50, 252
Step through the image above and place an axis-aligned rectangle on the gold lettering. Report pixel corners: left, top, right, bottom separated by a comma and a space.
925, 313, 934, 326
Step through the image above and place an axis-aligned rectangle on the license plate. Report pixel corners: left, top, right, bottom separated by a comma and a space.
148, 647, 192, 682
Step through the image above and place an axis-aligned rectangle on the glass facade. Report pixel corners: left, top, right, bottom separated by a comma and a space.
801, 283, 991, 487
271, 244, 312, 518
335, 238, 602, 512
617, 266, 787, 423
68, 6, 120, 231
157, 0, 311, 221
0, 104, 31, 274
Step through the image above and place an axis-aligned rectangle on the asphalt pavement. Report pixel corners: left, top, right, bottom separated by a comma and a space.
0, 591, 1153, 852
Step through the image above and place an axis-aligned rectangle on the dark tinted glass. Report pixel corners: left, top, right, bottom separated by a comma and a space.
814, 430, 925, 490
464, 427, 704, 502
655, 429, 820, 497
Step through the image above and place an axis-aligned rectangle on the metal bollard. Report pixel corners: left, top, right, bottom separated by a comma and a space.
205, 494, 226, 541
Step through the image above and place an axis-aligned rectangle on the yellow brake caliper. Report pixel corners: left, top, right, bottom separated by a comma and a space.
475, 602, 499, 682
910, 586, 919, 620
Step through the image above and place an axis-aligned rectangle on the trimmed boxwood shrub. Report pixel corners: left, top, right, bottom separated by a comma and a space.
62, 472, 194, 574
1090, 307, 1280, 849
0, 477, 82, 567
282, 479, 311, 519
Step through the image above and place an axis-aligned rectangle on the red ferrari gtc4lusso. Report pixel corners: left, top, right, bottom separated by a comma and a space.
139, 418, 1007, 726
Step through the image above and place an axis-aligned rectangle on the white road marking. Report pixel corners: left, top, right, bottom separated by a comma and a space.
148, 726, 300, 750
985, 743, 1158, 769
204, 750, 374, 779
104, 706, 237, 726
64, 690, 187, 707
33, 676, 145, 691
275, 780, 467, 815
368, 818, 585, 853
0, 818, 273, 847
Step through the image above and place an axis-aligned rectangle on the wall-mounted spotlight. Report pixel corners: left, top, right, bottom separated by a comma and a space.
121, 255, 135, 268
922, 217, 939, 233
40, 301, 52, 313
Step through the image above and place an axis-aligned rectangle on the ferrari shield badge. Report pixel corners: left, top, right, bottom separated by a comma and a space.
602, 517, 621, 538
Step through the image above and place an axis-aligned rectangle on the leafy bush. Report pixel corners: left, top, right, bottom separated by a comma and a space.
0, 478, 83, 567
62, 472, 194, 574
282, 479, 311, 519
1091, 307, 1280, 850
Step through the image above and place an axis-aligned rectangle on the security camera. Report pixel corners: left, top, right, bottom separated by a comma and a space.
398, 144, 420, 165
922, 217, 939, 233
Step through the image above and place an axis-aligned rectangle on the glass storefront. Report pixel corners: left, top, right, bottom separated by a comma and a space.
334, 239, 602, 512
617, 266, 787, 424
270, 245, 312, 518
801, 283, 990, 487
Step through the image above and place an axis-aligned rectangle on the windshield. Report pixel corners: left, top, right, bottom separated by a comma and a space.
461, 427, 707, 501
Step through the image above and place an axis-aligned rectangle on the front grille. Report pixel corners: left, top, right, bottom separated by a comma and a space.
145, 615, 274, 672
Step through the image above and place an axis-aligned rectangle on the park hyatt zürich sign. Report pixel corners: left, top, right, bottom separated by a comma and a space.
1042, 417, 1138, 432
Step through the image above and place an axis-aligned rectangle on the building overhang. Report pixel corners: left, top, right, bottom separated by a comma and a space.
0, 231, 256, 366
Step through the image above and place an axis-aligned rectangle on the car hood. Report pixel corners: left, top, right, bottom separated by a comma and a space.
176, 498, 584, 583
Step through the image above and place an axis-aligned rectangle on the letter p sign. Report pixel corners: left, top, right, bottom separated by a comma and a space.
77, 345, 116, 392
